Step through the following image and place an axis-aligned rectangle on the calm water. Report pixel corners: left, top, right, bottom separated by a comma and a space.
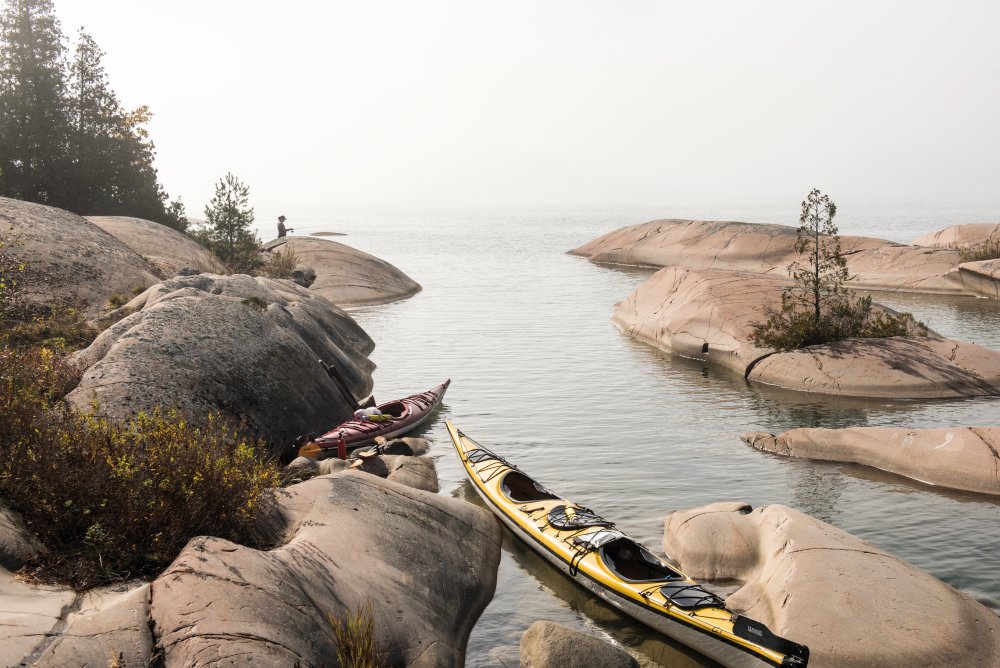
274, 205, 1000, 667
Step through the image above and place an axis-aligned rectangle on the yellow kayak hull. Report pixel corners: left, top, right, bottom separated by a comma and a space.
446, 421, 808, 668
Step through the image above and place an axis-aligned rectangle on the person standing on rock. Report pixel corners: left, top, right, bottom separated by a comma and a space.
277, 215, 294, 238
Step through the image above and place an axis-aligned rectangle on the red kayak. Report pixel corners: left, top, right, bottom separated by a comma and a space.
298, 379, 450, 458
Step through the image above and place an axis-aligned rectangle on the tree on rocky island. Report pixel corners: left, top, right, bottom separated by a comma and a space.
196, 172, 260, 272
750, 189, 928, 351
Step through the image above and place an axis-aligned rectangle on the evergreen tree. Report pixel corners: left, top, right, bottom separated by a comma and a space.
750, 189, 927, 350
0, 0, 70, 204
202, 173, 258, 272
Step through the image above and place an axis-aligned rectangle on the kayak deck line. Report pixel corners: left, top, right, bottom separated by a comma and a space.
446, 420, 809, 668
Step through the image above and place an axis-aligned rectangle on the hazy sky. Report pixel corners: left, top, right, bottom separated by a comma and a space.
56, 1, 1000, 217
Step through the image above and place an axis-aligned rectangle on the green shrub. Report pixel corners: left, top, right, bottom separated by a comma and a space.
0, 345, 281, 588
4, 304, 99, 351
261, 247, 299, 279
751, 292, 928, 351
956, 238, 1000, 263
330, 603, 383, 668
108, 293, 129, 309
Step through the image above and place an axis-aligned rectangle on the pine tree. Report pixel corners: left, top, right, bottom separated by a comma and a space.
788, 188, 849, 326
0, 0, 71, 204
202, 173, 258, 272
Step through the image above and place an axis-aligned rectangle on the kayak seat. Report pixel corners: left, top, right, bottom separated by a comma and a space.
501, 471, 560, 502
659, 582, 725, 610
600, 538, 683, 583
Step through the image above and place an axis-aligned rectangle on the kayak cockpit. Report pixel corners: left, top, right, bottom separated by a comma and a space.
500, 471, 560, 502
599, 538, 684, 583
379, 401, 407, 418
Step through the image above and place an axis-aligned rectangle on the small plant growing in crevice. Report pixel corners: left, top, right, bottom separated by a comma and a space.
108, 293, 129, 309
242, 296, 269, 312
330, 603, 383, 668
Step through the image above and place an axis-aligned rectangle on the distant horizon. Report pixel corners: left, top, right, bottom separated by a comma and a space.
52, 1, 1000, 216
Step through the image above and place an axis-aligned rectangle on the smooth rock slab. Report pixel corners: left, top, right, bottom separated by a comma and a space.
748, 336, 1000, 399
741, 426, 1000, 496
572, 219, 996, 298
0, 197, 160, 317
612, 266, 785, 374
663, 502, 1000, 668
68, 273, 375, 453
151, 471, 501, 667
87, 215, 226, 277
520, 620, 639, 668
911, 223, 1000, 248
262, 236, 421, 307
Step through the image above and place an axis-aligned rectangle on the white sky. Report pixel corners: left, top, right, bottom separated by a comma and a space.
56, 1, 1000, 217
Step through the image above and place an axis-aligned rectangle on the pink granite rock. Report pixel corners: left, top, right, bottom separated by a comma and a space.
663, 502, 1000, 667
741, 427, 1000, 495
262, 237, 420, 307
87, 215, 226, 277
911, 223, 1000, 248
572, 219, 995, 298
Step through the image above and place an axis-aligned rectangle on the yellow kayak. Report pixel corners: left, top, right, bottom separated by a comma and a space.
446, 421, 809, 668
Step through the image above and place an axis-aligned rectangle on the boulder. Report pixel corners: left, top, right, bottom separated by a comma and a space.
382, 436, 431, 456
613, 266, 1000, 398
519, 620, 639, 668
747, 336, 1000, 399
663, 502, 1000, 667
571, 219, 998, 298
957, 259, 1000, 300
67, 273, 374, 454
151, 470, 502, 667
261, 237, 421, 306
0, 197, 160, 318
87, 215, 226, 277
382, 454, 439, 492
911, 223, 1000, 248
741, 427, 1000, 496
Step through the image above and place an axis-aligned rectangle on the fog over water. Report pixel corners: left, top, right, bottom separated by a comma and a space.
58, 1, 1000, 220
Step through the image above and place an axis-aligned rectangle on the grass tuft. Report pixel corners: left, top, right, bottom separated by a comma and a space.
330, 603, 383, 668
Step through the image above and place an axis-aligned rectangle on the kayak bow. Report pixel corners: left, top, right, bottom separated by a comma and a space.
446, 421, 808, 668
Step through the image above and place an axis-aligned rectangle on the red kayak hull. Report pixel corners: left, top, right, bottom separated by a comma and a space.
307, 379, 450, 454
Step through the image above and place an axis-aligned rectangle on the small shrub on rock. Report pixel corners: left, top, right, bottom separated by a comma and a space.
330, 603, 383, 668
0, 344, 281, 587
956, 238, 1000, 263
261, 247, 299, 279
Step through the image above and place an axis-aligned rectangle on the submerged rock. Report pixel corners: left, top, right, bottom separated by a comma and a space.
261, 237, 421, 306
520, 620, 639, 668
0, 197, 160, 317
663, 502, 1000, 668
572, 219, 998, 298
87, 215, 226, 277
152, 471, 501, 667
68, 273, 374, 453
742, 427, 1000, 496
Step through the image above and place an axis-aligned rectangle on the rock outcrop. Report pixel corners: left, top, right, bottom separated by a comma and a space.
68, 273, 375, 453
747, 336, 1000, 398
663, 502, 1000, 668
87, 215, 226, 276
0, 197, 160, 317
612, 267, 785, 375
571, 219, 999, 298
520, 620, 639, 668
152, 471, 501, 667
261, 237, 421, 307
741, 427, 1000, 495
0, 464, 499, 667
911, 223, 1000, 248
613, 266, 1000, 398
